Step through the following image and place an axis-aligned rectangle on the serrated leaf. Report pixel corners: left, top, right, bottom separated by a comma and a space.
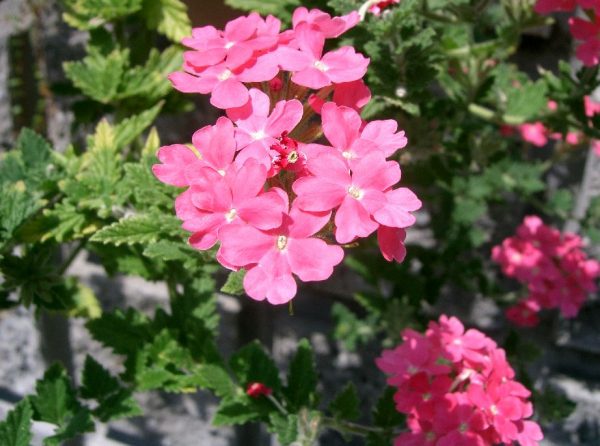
504, 80, 548, 123
62, 0, 143, 30
81, 356, 142, 421
64, 48, 128, 103
373, 387, 404, 428
0, 399, 33, 446
329, 383, 360, 421
114, 102, 164, 150
196, 364, 235, 398
268, 413, 298, 445
213, 397, 263, 426
30, 364, 94, 445
90, 214, 182, 246
142, 0, 192, 42
230, 341, 282, 393
221, 270, 246, 296
0, 184, 43, 243
284, 339, 317, 411
86, 308, 152, 355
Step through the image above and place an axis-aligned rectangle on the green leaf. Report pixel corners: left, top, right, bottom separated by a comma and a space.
86, 308, 152, 355
268, 413, 298, 446
284, 339, 317, 411
547, 189, 574, 218
81, 356, 142, 421
224, 0, 299, 18
230, 341, 282, 393
0, 183, 43, 244
221, 270, 246, 296
64, 48, 128, 103
213, 396, 263, 426
329, 383, 360, 421
0, 399, 33, 446
142, 0, 192, 42
196, 364, 236, 398
30, 364, 94, 445
62, 0, 143, 30
534, 386, 576, 423
504, 80, 548, 123
90, 214, 183, 246
113, 102, 164, 150
372, 387, 404, 428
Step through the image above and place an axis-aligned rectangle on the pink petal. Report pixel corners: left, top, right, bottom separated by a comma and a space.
373, 188, 421, 228
322, 103, 362, 150
192, 117, 236, 172
353, 154, 401, 191
361, 120, 408, 157
265, 99, 304, 136
218, 224, 274, 267
152, 144, 200, 187
287, 205, 331, 239
244, 251, 297, 304
291, 67, 331, 90
168, 71, 216, 94
334, 197, 378, 244
377, 226, 407, 263
321, 47, 369, 84
288, 238, 344, 281
230, 159, 268, 202
189, 231, 219, 250
295, 23, 325, 59
292, 176, 347, 212
237, 192, 286, 230
210, 78, 250, 109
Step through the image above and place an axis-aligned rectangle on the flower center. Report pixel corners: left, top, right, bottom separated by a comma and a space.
348, 185, 363, 200
218, 169, 226, 176
250, 129, 266, 140
225, 41, 235, 49
459, 422, 468, 433
490, 404, 498, 415
314, 60, 329, 72
287, 151, 299, 163
225, 208, 237, 223
422, 392, 431, 401
342, 150, 354, 159
276, 235, 288, 251
218, 69, 232, 81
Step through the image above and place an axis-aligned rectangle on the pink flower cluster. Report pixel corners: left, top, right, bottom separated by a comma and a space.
534, 0, 600, 66
502, 97, 600, 156
153, 8, 422, 305
376, 315, 543, 446
492, 216, 600, 326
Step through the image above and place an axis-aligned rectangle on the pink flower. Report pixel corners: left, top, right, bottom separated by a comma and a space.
293, 152, 401, 243
584, 95, 600, 117
181, 13, 280, 70
309, 80, 372, 114
218, 204, 344, 304
378, 315, 543, 446
519, 122, 548, 147
570, 17, 600, 67
227, 88, 303, 168
277, 24, 369, 90
534, 0, 576, 14
505, 299, 541, 327
292, 7, 359, 38
181, 160, 286, 250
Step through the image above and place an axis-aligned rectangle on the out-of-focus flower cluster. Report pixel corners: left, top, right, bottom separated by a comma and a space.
535, 0, 600, 67
152, 7, 422, 304
492, 216, 600, 326
368, 0, 401, 16
377, 315, 543, 446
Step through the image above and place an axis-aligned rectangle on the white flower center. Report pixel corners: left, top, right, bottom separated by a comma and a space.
250, 129, 266, 140
342, 150, 354, 159
276, 235, 288, 251
225, 41, 235, 49
287, 151, 299, 163
218, 169, 226, 176
225, 208, 237, 223
218, 69, 232, 81
490, 405, 498, 415
314, 60, 329, 72
348, 185, 363, 200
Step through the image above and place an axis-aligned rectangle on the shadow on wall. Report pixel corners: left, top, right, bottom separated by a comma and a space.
183, 0, 239, 28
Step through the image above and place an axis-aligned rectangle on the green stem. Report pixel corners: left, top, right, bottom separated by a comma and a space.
321, 416, 396, 438
58, 240, 87, 275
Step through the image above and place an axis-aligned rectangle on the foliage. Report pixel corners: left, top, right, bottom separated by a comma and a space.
0, 0, 597, 444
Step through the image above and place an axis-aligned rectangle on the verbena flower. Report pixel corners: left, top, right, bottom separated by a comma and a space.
377, 315, 543, 446
153, 7, 422, 303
